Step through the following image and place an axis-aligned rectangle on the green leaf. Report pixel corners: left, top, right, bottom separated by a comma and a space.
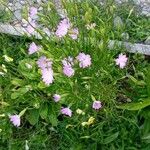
142, 133, 150, 140
18, 59, 38, 80
11, 78, 25, 86
40, 103, 48, 119
11, 86, 31, 99
48, 114, 58, 126
0, 101, 9, 106
117, 98, 150, 110
103, 132, 119, 144
81, 76, 92, 80
84, 8, 92, 23
26, 109, 39, 125
19, 108, 27, 117
128, 75, 146, 86
141, 119, 150, 135
91, 95, 96, 101
146, 68, 150, 96
48, 105, 58, 126
80, 136, 91, 139
38, 81, 46, 89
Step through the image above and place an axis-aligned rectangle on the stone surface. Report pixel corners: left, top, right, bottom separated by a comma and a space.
109, 40, 150, 55
0, 23, 42, 39
1, 23, 150, 55
99, 0, 150, 16
134, 0, 150, 16
53, 0, 67, 18
0, 0, 150, 55
13, 1, 22, 20
115, 0, 150, 16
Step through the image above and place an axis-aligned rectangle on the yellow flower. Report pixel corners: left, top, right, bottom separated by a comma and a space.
87, 117, 95, 125
81, 122, 88, 126
81, 117, 95, 126
66, 124, 74, 129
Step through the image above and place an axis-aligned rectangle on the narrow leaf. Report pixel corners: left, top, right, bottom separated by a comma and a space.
117, 99, 150, 110
103, 132, 119, 144
26, 109, 39, 125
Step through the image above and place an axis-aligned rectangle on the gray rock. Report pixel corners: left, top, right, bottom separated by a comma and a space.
0, 0, 149, 56
0, 23, 42, 39
109, 40, 150, 55
14, 10, 22, 20
8, 0, 14, 2
99, 0, 150, 16
13, 1, 23, 20
133, 0, 150, 16
115, 0, 129, 4
115, 0, 150, 16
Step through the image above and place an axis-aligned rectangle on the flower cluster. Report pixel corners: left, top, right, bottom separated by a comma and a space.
29, 7, 38, 18
61, 107, 72, 117
37, 56, 54, 85
53, 94, 61, 102
115, 53, 128, 69
76, 52, 92, 68
26, 21, 36, 34
28, 42, 41, 55
62, 56, 75, 77
69, 28, 79, 40
17, 17, 129, 128
92, 101, 102, 110
10, 115, 20, 127
52, 94, 72, 117
55, 18, 71, 38
62, 52, 92, 78
55, 18, 79, 39
21, 6, 38, 34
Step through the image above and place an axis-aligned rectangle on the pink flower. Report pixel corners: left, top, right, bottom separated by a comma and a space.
62, 57, 74, 77
63, 65, 75, 77
92, 101, 102, 110
10, 115, 20, 127
26, 21, 36, 34
61, 107, 72, 117
41, 68, 54, 85
69, 28, 79, 40
55, 18, 70, 38
62, 56, 74, 66
37, 56, 52, 70
29, 7, 38, 18
76, 52, 92, 68
53, 94, 61, 102
37, 56, 54, 85
25, 17, 36, 34
28, 42, 41, 54
115, 53, 128, 69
